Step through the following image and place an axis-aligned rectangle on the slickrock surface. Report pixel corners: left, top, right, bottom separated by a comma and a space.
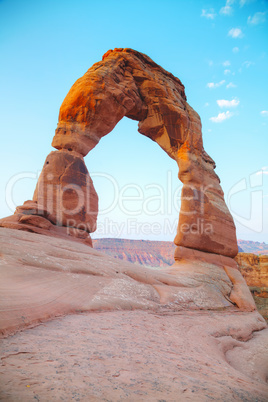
1, 228, 267, 400
235, 253, 268, 320
92, 239, 267, 319
0, 228, 256, 339
1, 308, 267, 400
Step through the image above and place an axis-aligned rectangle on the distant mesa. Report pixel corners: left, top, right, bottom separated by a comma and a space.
235, 252, 268, 321
92, 238, 268, 320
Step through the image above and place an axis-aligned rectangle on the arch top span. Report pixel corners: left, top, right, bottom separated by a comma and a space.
52, 48, 213, 166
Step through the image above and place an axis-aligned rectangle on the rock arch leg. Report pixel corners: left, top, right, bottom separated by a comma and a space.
175, 148, 238, 258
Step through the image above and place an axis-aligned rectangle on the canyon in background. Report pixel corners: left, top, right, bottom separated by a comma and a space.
93, 238, 268, 321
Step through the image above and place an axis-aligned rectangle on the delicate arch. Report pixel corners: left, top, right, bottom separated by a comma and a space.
51, 48, 238, 257
0, 49, 238, 258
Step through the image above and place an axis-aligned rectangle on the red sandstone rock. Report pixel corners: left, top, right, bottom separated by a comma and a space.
0, 150, 98, 243
18, 214, 52, 230
15, 200, 51, 218
0, 228, 255, 337
0, 228, 267, 401
174, 245, 238, 269
175, 150, 238, 257
0, 49, 237, 257
92, 239, 266, 317
235, 253, 268, 287
235, 252, 268, 320
33, 150, 98, 232
51, 48, 237, 257
171, 246, 256, 311
0, 214, 93, 247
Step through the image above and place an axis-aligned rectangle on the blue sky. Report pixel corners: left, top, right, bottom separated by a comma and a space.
0, 0, 267, 242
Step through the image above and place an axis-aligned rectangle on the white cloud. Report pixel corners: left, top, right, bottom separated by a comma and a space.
240, 0, 255, 6
207, 80, 225, 89
217, 99, 240, 108
210, 111, 234, 123
260, 110, 268, 116
201, 9, 216, 19
232, 47, 239, 53
228, 28, 244, 38
223, 60, 231, 66
226, 82, 237, 88
204, 102, 210, 107
243, 60, 254, 68
220, 5, 233, 15
224, 69, 231, 75
248, 12, 267, 25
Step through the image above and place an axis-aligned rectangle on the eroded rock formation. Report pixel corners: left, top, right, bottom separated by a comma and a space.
0, 48, 238, 257
33, 150, 98, 233
53, 48, 238, 257
236, 253, 268, 320
1, 49, 267, 400
1, 48, 255, 312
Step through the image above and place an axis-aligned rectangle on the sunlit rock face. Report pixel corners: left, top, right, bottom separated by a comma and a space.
33, 150, 98, 233
1, 48, 237, 257
0, 150, 98, 246
52, 47, 238, 257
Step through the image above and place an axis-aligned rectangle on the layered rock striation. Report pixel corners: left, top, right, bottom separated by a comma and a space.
235, 253, 268, 320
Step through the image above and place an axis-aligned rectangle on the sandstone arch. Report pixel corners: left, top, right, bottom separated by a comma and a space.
0, 48, 238, 259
